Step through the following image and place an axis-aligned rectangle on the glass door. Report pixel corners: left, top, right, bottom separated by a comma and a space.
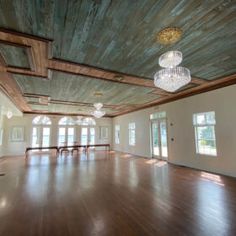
81, 127, 95, 145
32, 126, 51, 148
42, 127, 50, 147
151, 119, 168, 160
151, 122, 160, 156
67, 127, 75, 145
58, 127, 66, 146
81, 127, 88, 145
89, 128, 95, 145
32, 127, 40, 148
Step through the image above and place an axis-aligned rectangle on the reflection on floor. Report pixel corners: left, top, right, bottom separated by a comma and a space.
0, 151, 236, 236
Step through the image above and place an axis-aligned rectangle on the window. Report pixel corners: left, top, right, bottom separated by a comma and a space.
32, 115, 51, 125
150, 111, 166, 120
193, 111, 217, 156
115, 125, 120, 144
58, 117, 75, 146
32, 116, 51, 148
128, 123, 135, 146
58, 117, 75, 125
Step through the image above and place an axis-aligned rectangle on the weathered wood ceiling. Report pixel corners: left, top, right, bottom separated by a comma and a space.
0, 0, 236, 116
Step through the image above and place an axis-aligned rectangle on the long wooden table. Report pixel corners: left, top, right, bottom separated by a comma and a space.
25, 146, 59, 157
25, 144, 111, 156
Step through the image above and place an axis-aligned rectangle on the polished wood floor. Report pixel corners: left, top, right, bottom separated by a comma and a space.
0, 151, 236, 236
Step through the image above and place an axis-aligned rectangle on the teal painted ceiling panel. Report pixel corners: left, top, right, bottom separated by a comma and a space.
0, 0, 235, 80
13, 71, 160, 114
0, 43, 30, 68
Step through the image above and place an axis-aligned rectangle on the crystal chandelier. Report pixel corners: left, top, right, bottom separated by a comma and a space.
91, 109, 106, 118
93, 103, 103, 110
154, 50, 191, 92
91, 103, 106, 118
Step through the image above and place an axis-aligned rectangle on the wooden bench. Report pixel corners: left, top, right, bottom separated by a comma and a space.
25, 146, 59, 157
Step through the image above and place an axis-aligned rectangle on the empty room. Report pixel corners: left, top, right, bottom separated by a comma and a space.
0, 1, 236, 235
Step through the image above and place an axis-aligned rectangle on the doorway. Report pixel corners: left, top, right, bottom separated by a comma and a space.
32, 126, 51, 148
81, 127, 95, 145
151, 118, 168, 160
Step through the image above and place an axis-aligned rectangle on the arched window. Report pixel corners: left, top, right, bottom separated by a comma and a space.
32, 115, 52, 125
78, 117, 96, 126
58, 117, 76, 146
58, 117, 75, 125
31, 116, 51, 148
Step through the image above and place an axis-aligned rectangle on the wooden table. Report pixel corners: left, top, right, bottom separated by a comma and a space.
58, 145, 87, 155
25, 146, 59, 157
86, 144, 110, 151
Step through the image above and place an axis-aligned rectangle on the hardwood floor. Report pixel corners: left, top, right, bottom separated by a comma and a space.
0, 151, 236, 236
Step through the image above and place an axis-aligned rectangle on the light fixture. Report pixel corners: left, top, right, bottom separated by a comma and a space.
94, 103, 103, 110
91, 110, 106, 119
154, 50, 191, 92
91, 103, 106, 118
159, 51, 182, 68
6, 111, 13, 119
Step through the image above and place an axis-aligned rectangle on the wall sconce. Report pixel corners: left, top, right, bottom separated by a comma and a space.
6, 111, 13, 119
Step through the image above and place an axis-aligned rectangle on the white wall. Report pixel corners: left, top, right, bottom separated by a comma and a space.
0, 106, 4, 157
0, 90, 22, 157
113, 85, 236, 178
3, 114, 112, 156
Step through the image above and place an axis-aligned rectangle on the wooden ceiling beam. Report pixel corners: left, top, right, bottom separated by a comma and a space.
0, 64, 31, 112
112, 73, 236, 116
47, 58, 171, 96
23, 111, 113, 118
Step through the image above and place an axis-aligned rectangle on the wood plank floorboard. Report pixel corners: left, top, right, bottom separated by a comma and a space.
0, 151, 236, 236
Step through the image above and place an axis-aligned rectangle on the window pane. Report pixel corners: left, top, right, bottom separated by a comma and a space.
81, 128, 88, 145
160, 121, 168, 157
115, 125, 120, 144
152, 123, 160, 156
42, 127, 50, 147
197, 139, 217, 156
67, 127, 74, 145
32, 127, 40, 148
89, 128, 95, 145
193, 111, 215, 125
58, 127, 66, 146
197, 126, 215, 140
206, 112, 216, 125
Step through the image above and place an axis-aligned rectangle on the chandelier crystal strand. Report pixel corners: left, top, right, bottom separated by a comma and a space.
154, 67, 191, 92
159, 51, 182, 68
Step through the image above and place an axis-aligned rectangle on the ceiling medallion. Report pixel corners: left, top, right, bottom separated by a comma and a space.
157, 27, 182, 45
94, 91, 103, 97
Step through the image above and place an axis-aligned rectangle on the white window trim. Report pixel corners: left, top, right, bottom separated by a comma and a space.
115, 125, 120, 144
128, 123, 135, 146
193, 112, 217, 157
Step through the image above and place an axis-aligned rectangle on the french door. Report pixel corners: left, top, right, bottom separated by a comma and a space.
32, 126, 51, 148
58, 127, 75, 146
81, 127, 95, 145
151, 119, 168, 160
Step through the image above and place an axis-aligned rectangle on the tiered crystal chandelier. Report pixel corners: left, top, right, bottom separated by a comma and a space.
154, 51, 191, 92
91, 103, 106, 118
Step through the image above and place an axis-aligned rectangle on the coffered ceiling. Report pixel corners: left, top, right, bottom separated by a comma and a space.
0, 0, 236, 117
